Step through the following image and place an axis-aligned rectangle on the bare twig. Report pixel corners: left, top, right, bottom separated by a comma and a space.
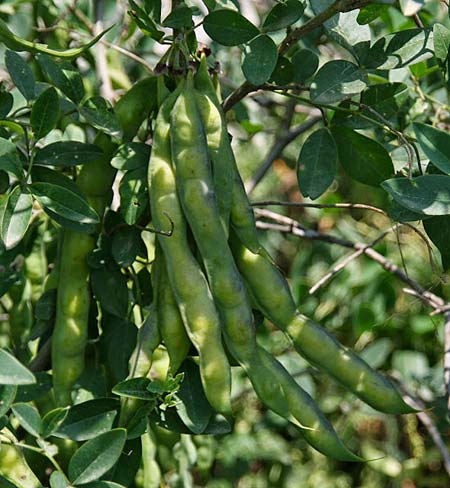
246, 116, 322, 194
252, 200, 388, 216
309, 224, 402, 295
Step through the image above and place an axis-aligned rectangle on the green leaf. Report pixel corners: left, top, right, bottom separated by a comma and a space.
54, 398, 119, 441
29, 182, 99, 224
31, 166, 84, 197
35, 289, 57, 321
203, 9, 259, 46
49, 471, 70, 488
392, 350, 429, 382
175, 361, 213, 434
1, 186, 33, 249
262, 0, 304, 32
310, 61, 367, 104
112, 377, 155, 400
41, 407, 69, 438
112, 227, 145, 268
382, 175, 450, 216
36, 54, 85, 104
68, 429, 127, 485
111, 143, 150, 170
331, 127, 394, 186
242, 34, 278, 85
0, 138, 23, 179
291, 49, 319, 83
0, 384, 17, 416
80, 97, 122, 139
357, 4, 389, 24
376, 28, 434, 70
269, 56, 294, 85
119, 167, 148, 225
423, 216, 450, 270
91, 268, 129, 318
31, 87, 60, 140
16, 372, 52, 402
360, 338, 394, 369
5, 50, 35, 101
11, 402, 42, 437
162, 4, 194, 29
34, 141, 103, 167
433, 24, 450, 66
81, 483, 126, 488
297, 128, 337, 199
360, 83, 408, 121
413, 123, 450, 175
0, 90, 13, 119
0, 170, 8, 194
388, 200, 426, 223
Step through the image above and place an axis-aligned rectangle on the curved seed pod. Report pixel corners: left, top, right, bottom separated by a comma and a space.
148, 84, 232, 415
0, 441, 42, 488
155, 244, 191, 375
257, 347, 362, 462
170, 73, 256, 365
231, 237, 415, 415
52, 230, 94, 406
194, 57, 260, 253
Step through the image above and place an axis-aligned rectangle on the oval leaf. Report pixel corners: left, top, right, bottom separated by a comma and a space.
41, 407, 69, 438
5, 50, 36, 101
263, 0, 305, 32
0, 384, 17, 416
68, 429, 127, 485
111, 142, 150, 170
311, 60, 367, 104
292, 48, 319, 83
1, 187, 33, 249
91, 268, 129, 318
297, 128, 337, 199
413, 123, 450, 175
31, 87, 60, 140
203, 9, 259, 46
0, 138, 23, 179
34, 142, 103, 167
242, 34, 278, 85
382, 175, 450, 216
331, 127, 394, 186
29, 182, 99, 224
423, 216, 450, 270
11, 402, 42, 437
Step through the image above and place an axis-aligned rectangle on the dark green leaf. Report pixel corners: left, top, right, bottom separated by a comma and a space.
203, 9, 259, 46
242, 35, 278, 85
54, 398, 119, 441
360, 83, 408, 121
175, 361, 213, 434
269, 56, 294, 85
262, 0, 304, 32
162, 5, 194, 28
5, 50, 36, 101
41, 407, 69, 438
112, 377, 155, 400
331, 127, 394, 186
112, 227, 144, 268
388, 200, 426, 223
35, 289, 57, 321
0, 170, 9, 194
34, 142, 103, 167
151, 408, 231, 435
68, 429, 127, 485
0, 91, 13, 119
82, 483, 126, 488
128, 0, 165, 41
1, 187, 33, 250
11, 402, 42, 437
111, 143, 150, 171
80, 97, 122, 139
119, 167, 148, 225
29, 182, 99, 224
91, 268, 129, 318
0, 384, 16, 416
37, 54, 84, 103
311, 61, 367, 104
31, 87, 60, 140
0, 138, 23, 179
357, 4, 389, 24
31, 166, 84, 198
413, 123, 450, 175
292, 49, 319, 83
297, 128, 337, 199
382, 175, 450, 216
423, 216, 450, 270
433, 24, 450, 66
16, 373, 52, 403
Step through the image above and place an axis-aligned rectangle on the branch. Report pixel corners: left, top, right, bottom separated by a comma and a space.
246, 116, 322, 194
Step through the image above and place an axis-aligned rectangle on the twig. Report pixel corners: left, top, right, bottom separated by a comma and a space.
245, 116, 322, 194
251, 200, 388, 216
445, 311, 450, 412
309, 224, 402, 295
